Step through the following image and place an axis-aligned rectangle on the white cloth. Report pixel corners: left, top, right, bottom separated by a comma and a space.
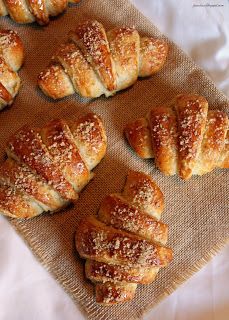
0, 1, 229, 319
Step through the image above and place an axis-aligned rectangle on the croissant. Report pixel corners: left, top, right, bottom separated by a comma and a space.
0, 113, 107, 218
0, 0, 80, 25
38, 20, 168, 100
76, 171, 173, 305
0, 29, 24, 111
124, 94, 229, 180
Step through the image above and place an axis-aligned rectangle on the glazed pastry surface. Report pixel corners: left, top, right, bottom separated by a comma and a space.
0, 0, 80, 25
0, 113, 107, 218
125, 94, 229, 180
38, 20, 168, 99
0, 29, 24, 111
76, 171, 173, 305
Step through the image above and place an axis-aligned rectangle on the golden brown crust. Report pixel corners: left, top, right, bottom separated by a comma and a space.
0, 184, 43, 218
0, 81, 12, 105
196, 110, 228, 174
0, 113, 107, 219
69, 113, 107, 170
95, 282, 137, 305
139, 37, 168, 77
27, 0, 49, 25
148, 106, 178, 176
1, 0, 78, 25
74, 20, 117, 92
75, 171, 172, 305
0, 29, 24, 71
0, 158, 66, 211
124, 117, 154, 159
0, 56, 20, 110
0, 0, 8, 16
6, 125, 77, 201
38, 20, 168, 99
53, 40, 105, 98
46, 0, 67, 17
218, 131, 229, 168
85, 259, 159, 285
76, 216, 172, 268
175, 94, 208, 180
98, 193, 168, 244
3, 0, 35, 23
123, 170, 164, 220
41, 118, 91, 192
125, 94, 228, 179
0, 29, 24, 110
37, 63, 74, 99
0, 56, 20, 95
107, 27, 140, 91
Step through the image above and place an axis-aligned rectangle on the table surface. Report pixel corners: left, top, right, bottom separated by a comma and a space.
0, 1, 229, 319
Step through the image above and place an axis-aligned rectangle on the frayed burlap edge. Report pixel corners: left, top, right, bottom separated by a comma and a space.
9, 218, 229, 319
140, 238, 229, 319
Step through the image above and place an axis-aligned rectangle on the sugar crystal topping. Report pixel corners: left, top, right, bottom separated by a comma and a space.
109, 27, 137, 66
82, 225, 160, 266
131, 179, 155, 207
0, 160, 41, 196
75, 21, 116, 90
151, 110, 177, 149
38, 65, 63, 87
201, 111, 228, 158
8, 127, 73, 197
107, 196, 161, 239
0, 184, 32, 214
74, 118, 102, 153
141, 38, 167, 66
90, 260, 141, 282
46, 127, 77, 167
98, 282, 132, 304
0, 30, 17, 49
177, 99, 207, 159
79, 21, 108, 64
55, 43, 86, 71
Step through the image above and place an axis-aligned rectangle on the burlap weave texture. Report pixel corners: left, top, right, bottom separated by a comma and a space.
0, 0, 228, 319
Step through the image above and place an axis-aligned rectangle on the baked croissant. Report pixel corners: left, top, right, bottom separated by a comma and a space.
124, 94, 229, 180
0, 113, 107, 218
76, 171, 173, 305
0, 29, 24, 111
38, 20, 168, 99
0, 0, 80, 25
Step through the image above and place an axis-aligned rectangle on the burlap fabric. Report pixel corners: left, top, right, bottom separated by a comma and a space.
0, 0, 228, 319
